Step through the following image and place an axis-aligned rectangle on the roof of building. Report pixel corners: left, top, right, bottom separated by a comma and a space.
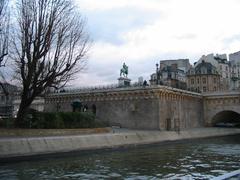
214, 56, 228, 64
161, 66, 184, 73
188, 60, 219, 75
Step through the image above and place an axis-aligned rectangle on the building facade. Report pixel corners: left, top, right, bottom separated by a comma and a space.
187, 61, 220, 93
195, 53, 230, 91
229, 51, 240, 90
150, 59, 190, 90
160, 59, 191, 73
214, 55, 230, 90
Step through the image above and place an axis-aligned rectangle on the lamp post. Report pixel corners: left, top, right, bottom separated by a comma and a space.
156, 63, 161, 85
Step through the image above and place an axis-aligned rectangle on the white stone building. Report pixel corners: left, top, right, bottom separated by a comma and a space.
160, 59, 191, 73
229, 51, 240, 90
150, 59, 189, 90
195, 54, 218, 67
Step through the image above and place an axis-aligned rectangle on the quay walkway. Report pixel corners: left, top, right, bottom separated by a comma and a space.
0, 127, 240, 160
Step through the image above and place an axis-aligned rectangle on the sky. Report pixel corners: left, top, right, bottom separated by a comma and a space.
71, 0, 240, 87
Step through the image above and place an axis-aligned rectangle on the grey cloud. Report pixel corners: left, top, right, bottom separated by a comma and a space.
223, 34, 240, 44
85, 6, 163, 46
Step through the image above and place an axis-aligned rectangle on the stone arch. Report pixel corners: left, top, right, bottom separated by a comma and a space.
211, 110, 240, 127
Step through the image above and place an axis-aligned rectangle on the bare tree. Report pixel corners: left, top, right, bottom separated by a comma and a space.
11, 0, 90, 127
0, 0, 10, 115
0, 0, 9, 67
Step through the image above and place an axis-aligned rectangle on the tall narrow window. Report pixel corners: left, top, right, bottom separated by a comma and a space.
203, 78, 206, 84
191, 78, 194, 84
203, 86, 206, 92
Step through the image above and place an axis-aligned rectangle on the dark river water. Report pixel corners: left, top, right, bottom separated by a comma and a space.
0, 135, 239, 180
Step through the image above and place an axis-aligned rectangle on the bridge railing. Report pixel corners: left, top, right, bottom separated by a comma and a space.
47, 83, 203, 97
202, 90, 240, 96
52, 83, 148, 94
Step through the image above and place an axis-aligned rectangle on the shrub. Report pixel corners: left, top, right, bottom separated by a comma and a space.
2, 111, 99, 129
19, 111, 96, 129
60, 112, 95, 128
37, 112, 65, 129
0, 118, 15, 128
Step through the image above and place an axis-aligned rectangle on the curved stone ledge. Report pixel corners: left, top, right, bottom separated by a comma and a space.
0, 128, 239, 159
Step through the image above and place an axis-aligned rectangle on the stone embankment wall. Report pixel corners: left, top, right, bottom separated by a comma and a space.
0, 128, 240, 159
45, 86, 203, 130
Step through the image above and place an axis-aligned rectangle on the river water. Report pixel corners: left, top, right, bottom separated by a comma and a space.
0, 135, 239, 180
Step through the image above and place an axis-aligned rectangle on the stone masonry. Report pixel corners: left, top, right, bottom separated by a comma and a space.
45, 86, 203, 130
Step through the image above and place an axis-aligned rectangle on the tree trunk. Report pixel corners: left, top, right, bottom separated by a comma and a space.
15, 95, 33, 128
15, 106, 26, 128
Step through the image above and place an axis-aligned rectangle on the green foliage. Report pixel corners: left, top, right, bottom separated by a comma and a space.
0, 118, 15, 128
60, 112, 95, 128
36, 112, 65, 129
12, 111, 97, 129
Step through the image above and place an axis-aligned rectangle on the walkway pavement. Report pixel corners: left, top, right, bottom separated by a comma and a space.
0, 127, 239, 160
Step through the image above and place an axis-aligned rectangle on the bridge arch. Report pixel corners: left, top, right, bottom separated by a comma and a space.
211, 110, 240, 127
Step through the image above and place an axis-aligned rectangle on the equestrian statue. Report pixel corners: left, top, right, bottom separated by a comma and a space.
120, 62, 128, 78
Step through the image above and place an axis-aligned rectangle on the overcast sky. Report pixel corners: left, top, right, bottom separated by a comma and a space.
70, 0, 240, 87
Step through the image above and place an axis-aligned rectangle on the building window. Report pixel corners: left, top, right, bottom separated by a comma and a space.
220, 65, 222, 70
226, 66, 228, 71
191, 78, 194, 84
213, 86, 216, 91
203, 78, 206, 84
197, 78, 199, 84
203, 86, 206, 92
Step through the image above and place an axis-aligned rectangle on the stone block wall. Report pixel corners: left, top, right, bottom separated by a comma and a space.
203, 92, 240, 126
45, 86, 203, 130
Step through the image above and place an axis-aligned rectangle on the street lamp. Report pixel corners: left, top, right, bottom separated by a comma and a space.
156, 63, 161, 85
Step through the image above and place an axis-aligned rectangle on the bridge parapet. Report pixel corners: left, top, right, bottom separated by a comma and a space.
45, 86, 203, 130
45, 86, 240, 129
47, 85, 201, 99
203, 91, 240, 126
203, 91, 240, 97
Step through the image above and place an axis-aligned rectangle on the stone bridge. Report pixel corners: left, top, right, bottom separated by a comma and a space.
203, 91, 240, 126
45, 86, 240, 130
45, 86, 203, 130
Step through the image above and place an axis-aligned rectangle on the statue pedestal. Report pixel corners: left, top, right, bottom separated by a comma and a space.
118, 77, 131, 87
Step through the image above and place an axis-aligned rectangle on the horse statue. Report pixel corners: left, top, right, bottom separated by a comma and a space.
120, 63, 128, 77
